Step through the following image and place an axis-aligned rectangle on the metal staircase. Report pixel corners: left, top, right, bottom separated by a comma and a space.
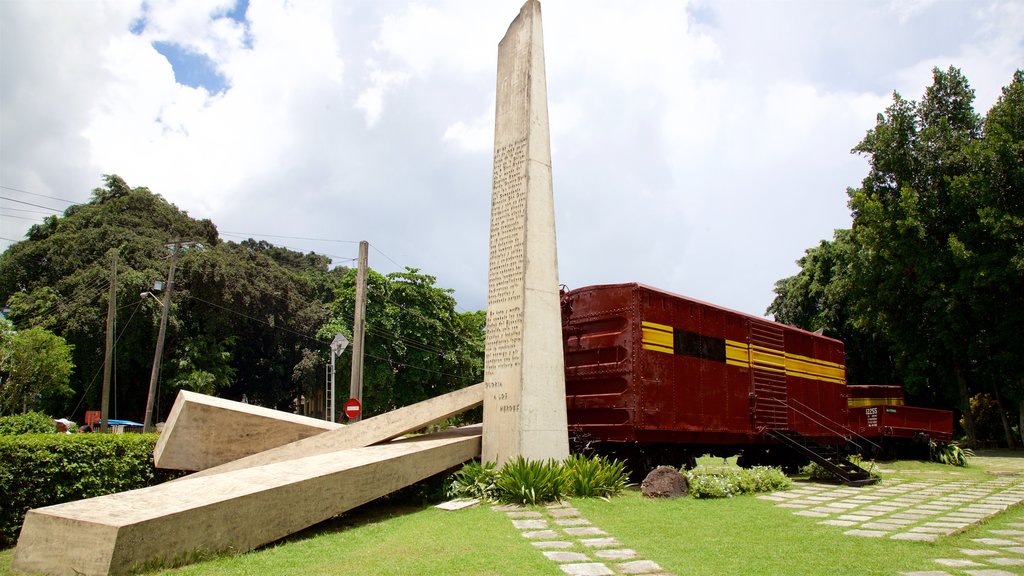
765, 429, 878, 487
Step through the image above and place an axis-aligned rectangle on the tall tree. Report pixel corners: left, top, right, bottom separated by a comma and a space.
0, 176, 337, 420
319, 267, 484, 419
771, 68, 1024, 446
0, 319, 75, 415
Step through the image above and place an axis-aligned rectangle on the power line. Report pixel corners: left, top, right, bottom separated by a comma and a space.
0, 184, 79, 205
0, 196, 65, 212
220, 231, 361, 244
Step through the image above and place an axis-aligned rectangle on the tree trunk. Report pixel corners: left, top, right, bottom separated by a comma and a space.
956, 364, 978, 448
991, 381, 1015, 450
1019, 398, 1024, 449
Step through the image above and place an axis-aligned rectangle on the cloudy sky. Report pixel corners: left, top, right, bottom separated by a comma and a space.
2, 0, 1022, 318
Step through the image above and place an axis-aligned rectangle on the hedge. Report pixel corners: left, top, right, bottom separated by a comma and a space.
0, 433, 182, 548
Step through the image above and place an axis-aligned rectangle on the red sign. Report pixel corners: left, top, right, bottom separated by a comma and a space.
344, 398, 362, 420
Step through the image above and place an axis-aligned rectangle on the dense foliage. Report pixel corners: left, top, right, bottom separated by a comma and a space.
768, 68, 1024, 447
685, 466, 792, 499
0, 175, 485, 423
928, 441, 974, 467
319, 267, 485, 419
0, 411, 55, 435
445, 455, 631, 504
0, 433, 181, 547
0, 319, 75, 414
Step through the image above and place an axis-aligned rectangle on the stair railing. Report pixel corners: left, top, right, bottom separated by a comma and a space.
768, 397, 884, 454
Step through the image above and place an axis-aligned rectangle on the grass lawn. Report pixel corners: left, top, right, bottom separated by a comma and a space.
2, 451, 1023, 575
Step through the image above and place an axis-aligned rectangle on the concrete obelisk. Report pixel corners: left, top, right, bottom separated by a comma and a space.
482, 0, 568, 466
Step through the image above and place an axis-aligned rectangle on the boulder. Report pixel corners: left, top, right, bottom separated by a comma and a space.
641, 466, 689, 498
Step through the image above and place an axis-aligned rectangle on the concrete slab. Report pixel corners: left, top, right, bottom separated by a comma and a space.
891, 533, 938, 542
988, 557, 1024, 566
564, 527, 607, 537
507, 510, 544, 519
544, 551, 591, 562
435, 498, 480, 511
513, 519, 549, 529
153, 390, 343, 471
581, 538, 621, 548
845, 529, 888, 537
934, 559, 984, 567
618, 560, 664, 574
523, 530, 561, 539
12, 427, 481, 576
187, 383, 484, 477
959, 549, 1000, 556
533, 541, 574, 549
594, 549, 637, 560
560, 563, 613, 576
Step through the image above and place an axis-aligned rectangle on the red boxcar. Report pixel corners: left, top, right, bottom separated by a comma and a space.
561, 283, 951, 472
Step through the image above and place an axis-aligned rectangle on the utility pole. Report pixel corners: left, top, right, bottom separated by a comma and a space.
101, 249, 117, 433
143, 241, 182, 432
348, 240, 368, 422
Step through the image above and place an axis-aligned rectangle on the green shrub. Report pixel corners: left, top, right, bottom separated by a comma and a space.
930, 441, 974, 467
495, 456, 565, 505
561, 453, 630, 499
686, 466, 791, 499
445, 460, 498, 500
0, 433, 183, 547
447, 454, 633, 505
0, 411, 55, 435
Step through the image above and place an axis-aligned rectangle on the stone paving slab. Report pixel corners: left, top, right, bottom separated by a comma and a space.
544, 551, 591, 562
581, 537, 621, 548
845, 529, 888, 537
556, 518, 592, 526
559, 563, 613, 576
988, 557, 1024, 565
892, 532, 939, 542
507, 510, 544, 519
618, 560, 664, 574
513, 519, 549, 529
564, 527, 607, 537
934, 558, 985, 567
594, 549, 638, 560
961, 570, 1018, 576
972, 538, 1019, 546
533, 541, 574, 549
550, 507, 581, 518
523, 529, 560, 539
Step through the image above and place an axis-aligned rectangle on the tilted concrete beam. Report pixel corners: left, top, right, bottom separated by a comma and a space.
186, 382, 483, 478
13, 426, 481, 576
154, 390, 343, 471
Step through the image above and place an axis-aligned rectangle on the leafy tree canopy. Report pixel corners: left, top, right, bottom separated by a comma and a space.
769, 67, 1024, 446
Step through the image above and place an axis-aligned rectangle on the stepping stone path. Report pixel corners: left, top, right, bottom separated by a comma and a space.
759, 475, 1024, 575
495, 502, 671, 575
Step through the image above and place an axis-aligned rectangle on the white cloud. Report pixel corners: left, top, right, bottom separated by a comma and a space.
2, 0, 1022, 319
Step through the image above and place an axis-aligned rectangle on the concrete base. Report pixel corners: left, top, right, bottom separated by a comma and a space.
12, 426, 481, 576
188, 383, 483, 478
154, 391, 343, 471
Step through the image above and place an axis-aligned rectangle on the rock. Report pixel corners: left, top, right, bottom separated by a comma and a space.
641, 466, 689, 498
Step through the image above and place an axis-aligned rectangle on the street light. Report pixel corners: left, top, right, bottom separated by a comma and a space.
140, 291, 164, 306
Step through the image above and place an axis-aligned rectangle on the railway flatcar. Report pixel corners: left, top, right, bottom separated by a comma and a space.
560, 283, 952, 482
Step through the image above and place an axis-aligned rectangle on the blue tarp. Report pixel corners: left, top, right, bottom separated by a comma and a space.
104, 419, 144, 427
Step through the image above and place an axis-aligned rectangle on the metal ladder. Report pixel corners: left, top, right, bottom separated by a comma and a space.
765, 429, 878, 487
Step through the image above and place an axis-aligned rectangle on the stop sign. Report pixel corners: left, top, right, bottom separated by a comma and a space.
344, 398, 362, 420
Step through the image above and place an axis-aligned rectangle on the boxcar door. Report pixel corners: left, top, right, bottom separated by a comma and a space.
748, 319, 788, 431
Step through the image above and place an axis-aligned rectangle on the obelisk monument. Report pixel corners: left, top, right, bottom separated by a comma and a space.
482, 0, 569, 466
